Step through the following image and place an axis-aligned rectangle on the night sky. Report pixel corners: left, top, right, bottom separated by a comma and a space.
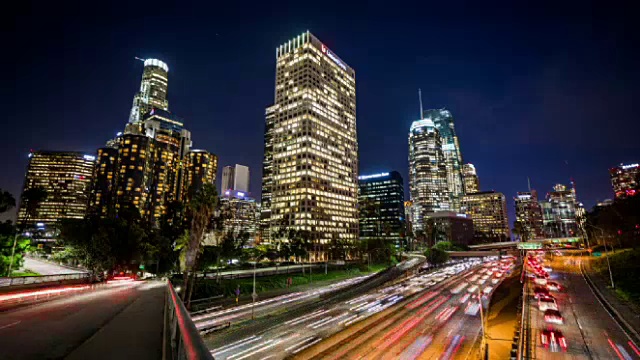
4, 1, 639, 225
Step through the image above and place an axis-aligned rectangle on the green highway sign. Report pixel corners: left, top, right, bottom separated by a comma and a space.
593, 252, 602, 257
139, 264, 145, 270
517, 242, 543, 250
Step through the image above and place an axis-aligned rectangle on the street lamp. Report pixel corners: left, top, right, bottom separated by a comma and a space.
586, 223, 615, 289
478, 287, 488, 360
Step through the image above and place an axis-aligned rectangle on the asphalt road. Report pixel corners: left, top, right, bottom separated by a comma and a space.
526, 253, 640, 359
0, 280, 165, 360
21, 257, 86, 275
203, 257, 505, 360
298, 259, 514, 360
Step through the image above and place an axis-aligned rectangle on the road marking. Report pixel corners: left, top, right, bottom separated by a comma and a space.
0, 321, 21, 330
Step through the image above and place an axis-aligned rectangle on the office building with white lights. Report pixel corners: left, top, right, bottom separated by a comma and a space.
18, 151, 96, 241
358, 171, 405, 243
260, 31, 358, 258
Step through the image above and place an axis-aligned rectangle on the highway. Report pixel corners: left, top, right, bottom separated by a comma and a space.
205, 257, 511, 360
22, 256, 87, 275
525, 252, 640, 359
0, 279, 165, 360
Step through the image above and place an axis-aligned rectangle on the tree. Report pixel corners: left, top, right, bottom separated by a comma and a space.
424, 246, 449, 266
183, 183, 218, 301
1, 235, 30, 276
0, 189, 16, 214
7, 187, 47, 276
512, 221, 528, 242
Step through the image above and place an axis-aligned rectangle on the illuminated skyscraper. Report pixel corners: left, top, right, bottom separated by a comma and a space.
514, 190, 544, 241
183, 150, 218, 198
261, 31, 358, 257
18, 151, 96, 241
462, 191, 510, 242
462, 163, 480, 194
540, 183, 580, 238
129, 59, 169, 124
221, 164, 250, 193
90, 145, 120, 217
408, 118, 449, 232
609, 163, 639, 199
423, 109, 464, 210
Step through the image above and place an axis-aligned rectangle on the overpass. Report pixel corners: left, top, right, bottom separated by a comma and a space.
469, 236, 583, 250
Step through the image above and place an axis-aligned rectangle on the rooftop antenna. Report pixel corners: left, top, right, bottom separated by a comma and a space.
418, 88, 424, 119
527, 177, 532, 192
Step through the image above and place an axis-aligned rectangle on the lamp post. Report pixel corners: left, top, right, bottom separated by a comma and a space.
478, 287, 488, 360
251, 256, 259, 320
587, 223, 615, 289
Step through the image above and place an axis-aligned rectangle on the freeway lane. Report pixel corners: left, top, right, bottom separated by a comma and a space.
302, 259, 514, 360
527, 253, 640, 360
205, 258, 485, 360
0, 280, 164, 360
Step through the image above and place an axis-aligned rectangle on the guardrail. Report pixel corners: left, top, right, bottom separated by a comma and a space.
164, 280, 214, 360
0, 273, 90, 287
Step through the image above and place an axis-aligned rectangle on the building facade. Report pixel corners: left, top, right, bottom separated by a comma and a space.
461, 191, 510, 242
220, 190, 259, 244
541, 183, 581, 238
128, 59, 169, 124
462, 163, 480, 194
260, 31, 359, 258
609, 163, 639, 199
221, 164, 250, 194
17, 151, 96, 241
183, 150, 218, 198
423, 109, 464, 211
90, 145, 120, 217
358, 171, 405, 244
426, 211, 474, 247
514, 190, 544, 241
408, 118, 449, 232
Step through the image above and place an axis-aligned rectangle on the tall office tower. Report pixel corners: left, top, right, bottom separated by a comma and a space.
17, 151, 95, 242
219, 190, 259, 244
183, 150, 218, 197
409, 118, 449, 233
90, 145, 120, 217
540, 183, 580, 238
461, 191, 510, 242
233, 165, 250, 193
128, 59, 169, 124
423, 109, 464, 210
514, 190, 544, 241
221, 164, 250, 193
221, 166, 235, 192
358, 171, 405, 244
143, 109, 191, 220
609, 163, 639, 199
114, 133, 156, 218
260, 31, 358, 257
462, 163, 480, 194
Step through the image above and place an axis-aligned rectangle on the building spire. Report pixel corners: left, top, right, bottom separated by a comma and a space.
418, 88, 424, 119
527, 177, 531, 192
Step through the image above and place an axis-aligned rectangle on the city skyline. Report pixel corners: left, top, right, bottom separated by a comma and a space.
4, 3, 639, 226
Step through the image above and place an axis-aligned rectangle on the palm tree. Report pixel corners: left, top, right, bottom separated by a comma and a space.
182, 183, 218, 302
0, 189, 16, 214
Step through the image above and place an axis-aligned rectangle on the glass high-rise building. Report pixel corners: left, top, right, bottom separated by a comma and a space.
541, 183, 580, 238
408, 118, 449, 232
461, 191, 510, 242
260, 31, 358, 257
609, 163, 639, 199
18, 151, 96, 241
128, 59, 169, 124
423, 109, 464, 210
221, 164, 250, 193
462, 163, 480, 194
358, 171, 405, 243
514, 190, 544, 241
90, 145, 120, 217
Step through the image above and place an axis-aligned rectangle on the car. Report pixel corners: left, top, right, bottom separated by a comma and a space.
534, 286, 550, 299
460, 293, 471, 303
543, 266, 553, 273
534, 276, 548, 286
546, 282, 563, 292
544, 309, 564, 325
526, 272, 537, 279
539, 297, 558, 311
467, 285, 479, 294
540, 329, 567, 352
